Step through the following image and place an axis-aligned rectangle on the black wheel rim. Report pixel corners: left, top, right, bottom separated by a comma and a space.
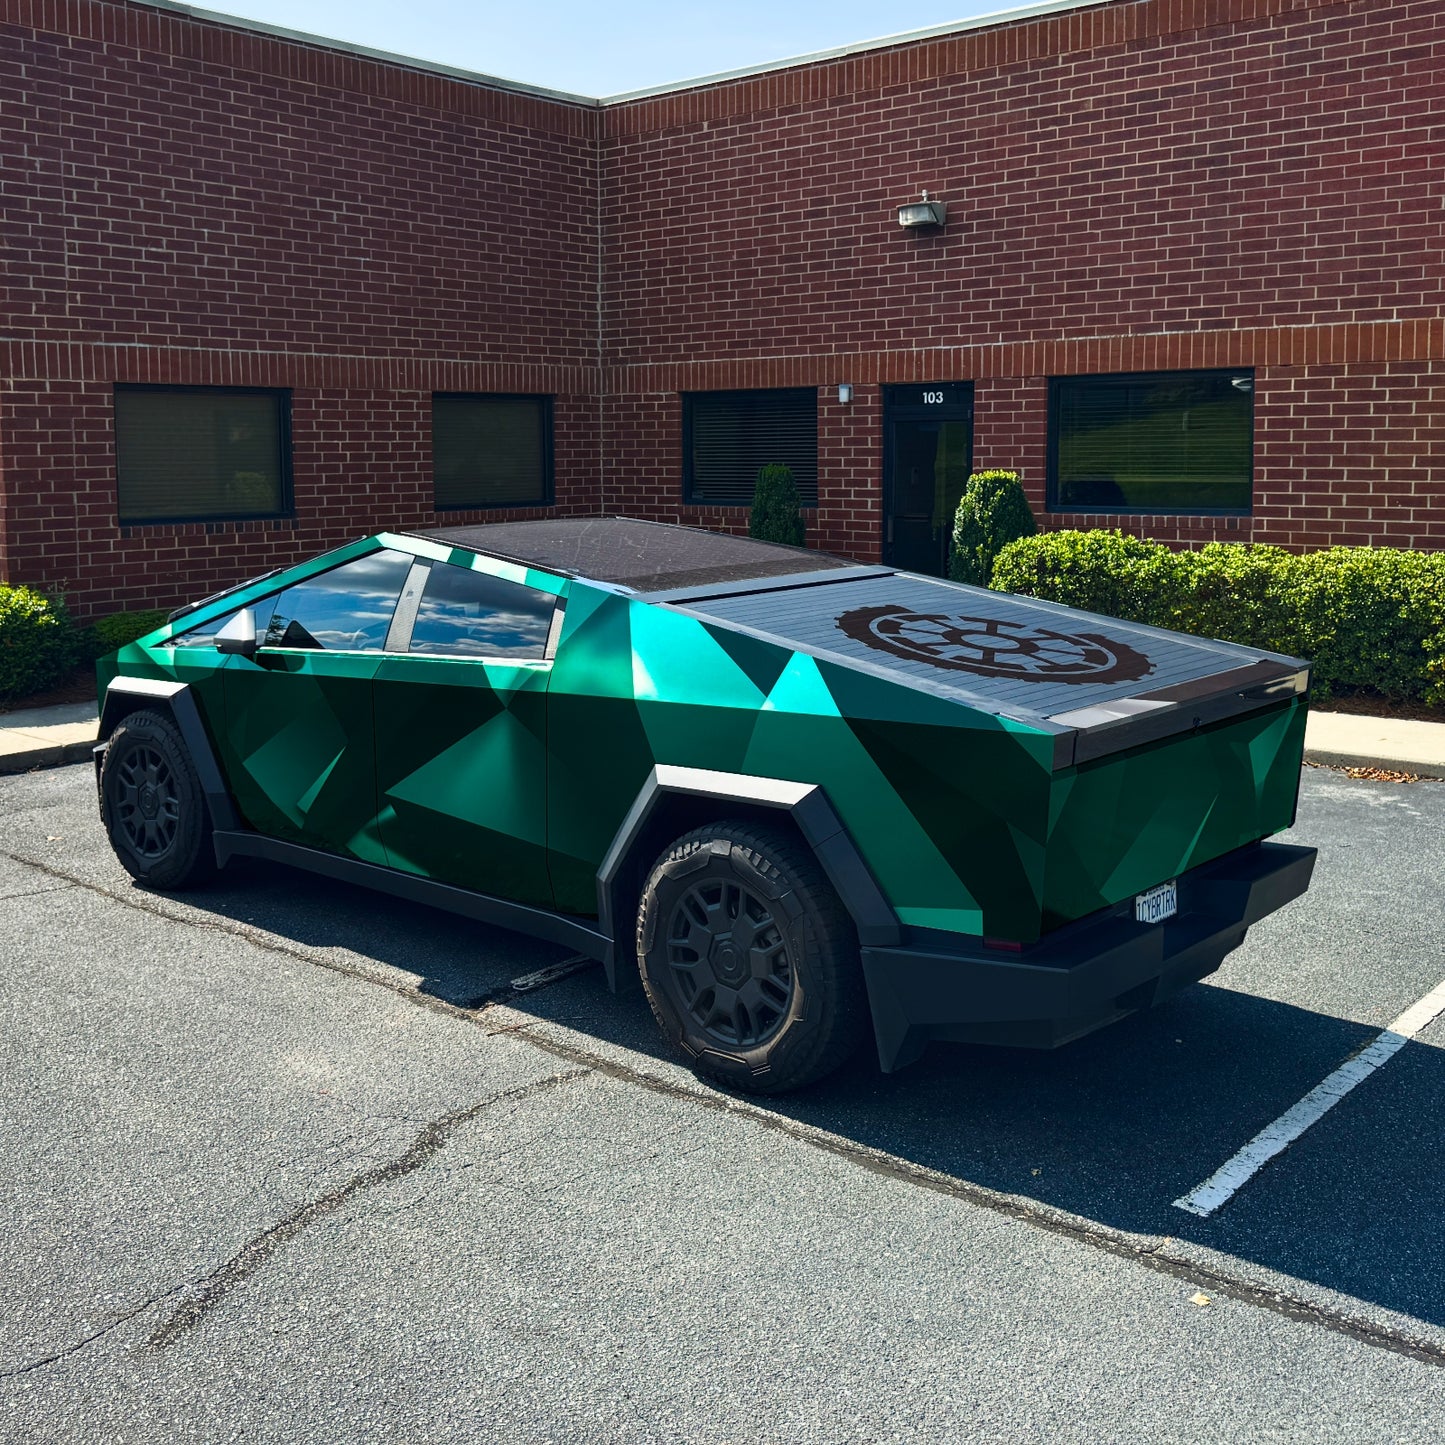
113, 744, 181, 859
665, 875, 795, 1048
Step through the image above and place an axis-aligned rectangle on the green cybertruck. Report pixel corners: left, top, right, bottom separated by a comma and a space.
95, 518, 1315, 1092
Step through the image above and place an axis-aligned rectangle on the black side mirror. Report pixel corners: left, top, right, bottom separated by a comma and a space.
216, 608, 259, 658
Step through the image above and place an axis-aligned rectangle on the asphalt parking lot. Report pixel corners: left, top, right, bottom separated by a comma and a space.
2, 761, 1443, 1442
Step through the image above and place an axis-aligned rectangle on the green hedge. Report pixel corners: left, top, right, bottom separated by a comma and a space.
0, 586, 79, 704
949, 469, 1036, 587
89, 609, 169, 655
749, 463, 806, 547
991, 531, 1445, 704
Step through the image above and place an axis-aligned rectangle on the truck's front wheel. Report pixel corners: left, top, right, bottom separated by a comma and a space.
99, 709, 215, 890
637, 820, 867, 1093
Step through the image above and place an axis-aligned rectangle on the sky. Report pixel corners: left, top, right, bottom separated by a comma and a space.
180, 0, 1022, 97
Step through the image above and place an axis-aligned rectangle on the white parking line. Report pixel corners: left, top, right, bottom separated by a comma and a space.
1174, 973, 1445, 1218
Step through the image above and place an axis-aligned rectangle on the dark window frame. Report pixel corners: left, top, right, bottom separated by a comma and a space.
681, 388, 819, 507
113, 383, 294, 527
1046, 369, 1254, 517
431, 392, 555, 512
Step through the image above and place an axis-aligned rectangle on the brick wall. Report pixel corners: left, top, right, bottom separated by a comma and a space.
0, 0, 601, 613
2, 0, 1442, 617
600, 0, 1445, 556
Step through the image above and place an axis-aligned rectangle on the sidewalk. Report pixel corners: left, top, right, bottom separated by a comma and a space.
2, 699, 1441, 778
0, 702, 99, 774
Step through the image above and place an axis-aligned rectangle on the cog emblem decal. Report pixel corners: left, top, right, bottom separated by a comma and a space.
836, 604, 1153, 684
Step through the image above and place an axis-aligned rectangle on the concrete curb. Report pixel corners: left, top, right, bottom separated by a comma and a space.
1303, 712, 1445, 779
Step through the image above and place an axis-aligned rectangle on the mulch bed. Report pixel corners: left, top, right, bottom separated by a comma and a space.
1312, 692, 1444, 724
1, 665, 100, 714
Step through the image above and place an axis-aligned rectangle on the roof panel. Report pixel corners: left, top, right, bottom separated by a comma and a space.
404, 518, 856, 592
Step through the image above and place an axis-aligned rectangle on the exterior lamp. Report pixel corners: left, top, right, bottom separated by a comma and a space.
897, 190, 947, 229
837, 384, 853, 404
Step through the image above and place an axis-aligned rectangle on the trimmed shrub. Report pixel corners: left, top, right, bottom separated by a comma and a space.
988, 528, 1179, 624
948, 470, 1037, 587
990, 530, 1445, 704
0, 586, 80, 704
90, 608, 170, 656
748, 463, 806, 547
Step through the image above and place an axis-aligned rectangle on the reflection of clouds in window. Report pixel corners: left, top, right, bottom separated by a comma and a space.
409, 607, 550, 657
261, 549, 412, 651
409, 565, 553, 659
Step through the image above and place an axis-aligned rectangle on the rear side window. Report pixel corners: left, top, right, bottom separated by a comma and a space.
408, 563, 555, 660
261, 550, 414, 651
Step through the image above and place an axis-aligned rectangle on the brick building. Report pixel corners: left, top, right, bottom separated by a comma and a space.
1, 0, 1441, 616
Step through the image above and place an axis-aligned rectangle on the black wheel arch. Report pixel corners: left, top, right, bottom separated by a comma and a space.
97, 677, 239, 833
596, 765, 900, 995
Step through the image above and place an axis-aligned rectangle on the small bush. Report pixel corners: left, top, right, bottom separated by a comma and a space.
0, 586, 80, 704
89, 608, 170, 656
990, 531, 1445, 704
948, 470, 1037, 587
989, 528, 1178, 624
748, 464, 806, 548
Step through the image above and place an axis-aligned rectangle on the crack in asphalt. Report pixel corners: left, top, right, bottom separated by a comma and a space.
5, 842, 1444, 1371
145, 1069, 589, 1350
0, 1287, 185, 1380
0, 882, 78, 903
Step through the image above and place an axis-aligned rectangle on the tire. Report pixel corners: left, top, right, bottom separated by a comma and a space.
636, 820, 868, 1094
99, 709, 215, 889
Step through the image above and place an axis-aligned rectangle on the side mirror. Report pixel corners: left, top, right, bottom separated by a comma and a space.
216, 608, 259, 658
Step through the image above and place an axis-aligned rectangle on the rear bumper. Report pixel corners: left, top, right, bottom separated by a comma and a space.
860, 840, 1317, 1072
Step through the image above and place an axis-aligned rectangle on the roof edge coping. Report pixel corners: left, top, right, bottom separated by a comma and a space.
599, 0, 1116, 104
124, 0, 601, 106
120, 0, 1120, 109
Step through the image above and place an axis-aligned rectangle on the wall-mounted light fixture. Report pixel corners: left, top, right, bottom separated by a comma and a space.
897, 190, 947, 229
837, 383, 853, 404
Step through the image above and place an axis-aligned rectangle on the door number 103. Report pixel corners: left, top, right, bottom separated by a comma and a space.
922, 390, 946, 404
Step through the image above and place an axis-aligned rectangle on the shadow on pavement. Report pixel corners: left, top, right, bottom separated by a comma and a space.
164, 857, 1445, 1335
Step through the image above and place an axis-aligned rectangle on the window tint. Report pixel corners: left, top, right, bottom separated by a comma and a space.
261, 550, 413, 652
683, 389, 818, 506
1049, 371, 1253, 513
408, 564, 555, 659
432, 395, 553, 509
115, 387, 290, 523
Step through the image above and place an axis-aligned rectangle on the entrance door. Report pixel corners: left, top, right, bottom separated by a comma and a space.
882, 383, 974, 577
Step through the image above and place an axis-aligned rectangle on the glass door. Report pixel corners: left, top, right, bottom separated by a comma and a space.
882, 383, 974, 577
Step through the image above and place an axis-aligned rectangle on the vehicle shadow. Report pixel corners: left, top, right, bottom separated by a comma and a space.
174, 858, 1445, 1336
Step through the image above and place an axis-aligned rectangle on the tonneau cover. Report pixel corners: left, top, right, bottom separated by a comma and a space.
660, 571, 1307, 768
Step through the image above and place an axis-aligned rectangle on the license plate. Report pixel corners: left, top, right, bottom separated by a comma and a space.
1135, 880, 1178, 924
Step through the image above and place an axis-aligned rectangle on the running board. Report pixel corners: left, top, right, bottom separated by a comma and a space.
211, 830, 612, 964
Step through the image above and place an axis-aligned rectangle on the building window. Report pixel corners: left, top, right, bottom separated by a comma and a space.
432, 394, 553, 510
1048, 371, 1253, 514
683, 389, 818, 506
114, 386, 291, 524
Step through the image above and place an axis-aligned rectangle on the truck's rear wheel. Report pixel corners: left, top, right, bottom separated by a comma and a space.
100, 709, 215, 889
637, 820, 867, 1093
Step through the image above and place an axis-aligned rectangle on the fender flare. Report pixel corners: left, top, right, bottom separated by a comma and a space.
97, 677, 240, 833
594, 764, 901, 992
